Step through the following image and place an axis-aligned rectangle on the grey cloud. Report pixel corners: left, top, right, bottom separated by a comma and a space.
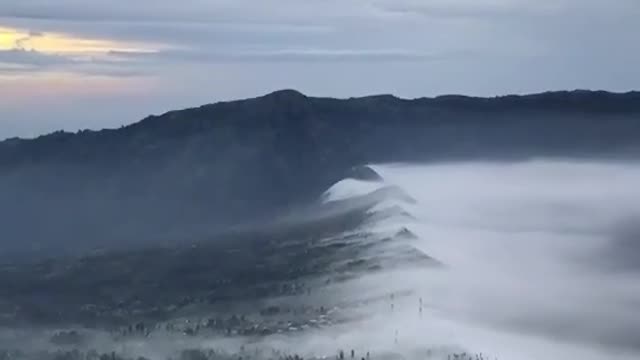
598, 219, 640, 272
374, 0, 640, 19
374, 0, 555, 19
110, 48, 470, 64
0, 0, 356, 24
4, 0, 637, 66
0, 17, 336, 56
0, 48, 71, 68
0, 48, 146, 77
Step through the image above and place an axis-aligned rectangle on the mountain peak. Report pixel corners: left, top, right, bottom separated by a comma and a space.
260, 89, 307, 101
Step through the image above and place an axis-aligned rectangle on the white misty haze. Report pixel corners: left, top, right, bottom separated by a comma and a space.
2, 159, 638, 360
305, 159, 640, 360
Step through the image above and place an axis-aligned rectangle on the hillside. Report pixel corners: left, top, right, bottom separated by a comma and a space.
1, 89, 640, 254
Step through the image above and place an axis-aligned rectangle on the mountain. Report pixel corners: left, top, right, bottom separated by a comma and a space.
1, 89, 640, 255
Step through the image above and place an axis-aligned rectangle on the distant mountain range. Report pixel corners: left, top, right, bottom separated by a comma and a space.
1, 89, 640, 255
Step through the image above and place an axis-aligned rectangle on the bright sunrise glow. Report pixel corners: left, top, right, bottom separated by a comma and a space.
0, 26, 159, 55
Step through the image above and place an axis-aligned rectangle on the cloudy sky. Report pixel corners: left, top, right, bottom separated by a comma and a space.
1, 0, 639, 138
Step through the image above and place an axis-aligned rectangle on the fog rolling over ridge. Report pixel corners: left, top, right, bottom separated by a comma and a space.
321, 160, 640, 360
1, 91, 640, 359
1, 90, 640, 256
2, 159, 639, 360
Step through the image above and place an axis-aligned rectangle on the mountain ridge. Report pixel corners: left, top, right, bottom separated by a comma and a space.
1, 88, 639, 255
2, 88, 640, 144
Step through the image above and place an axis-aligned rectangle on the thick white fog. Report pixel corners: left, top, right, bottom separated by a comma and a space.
313, 159, 640, 360
4, 159, 640, 360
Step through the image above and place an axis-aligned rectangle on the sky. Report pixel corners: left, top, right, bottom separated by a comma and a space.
0, 0, 639, 138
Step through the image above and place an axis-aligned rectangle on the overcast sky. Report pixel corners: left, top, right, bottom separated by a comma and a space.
1, 0, 639, 138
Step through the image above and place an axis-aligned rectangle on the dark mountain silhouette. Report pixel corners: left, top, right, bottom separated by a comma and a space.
1, 89, 640, 255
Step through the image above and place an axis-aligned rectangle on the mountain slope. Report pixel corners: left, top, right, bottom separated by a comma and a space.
1, 89, 640, 254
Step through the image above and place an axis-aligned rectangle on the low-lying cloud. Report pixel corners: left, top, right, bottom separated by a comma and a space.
313, 159, 640, 360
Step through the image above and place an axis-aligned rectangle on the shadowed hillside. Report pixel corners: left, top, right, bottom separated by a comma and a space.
1, 89, 640, 254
